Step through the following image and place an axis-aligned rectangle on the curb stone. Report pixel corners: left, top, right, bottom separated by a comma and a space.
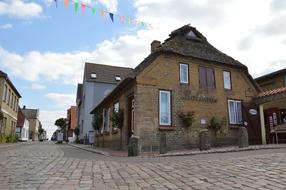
66, 143, 110, 156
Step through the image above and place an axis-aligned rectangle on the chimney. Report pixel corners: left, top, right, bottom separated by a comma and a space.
23, 105, 26, 110
151, 40, 161, 53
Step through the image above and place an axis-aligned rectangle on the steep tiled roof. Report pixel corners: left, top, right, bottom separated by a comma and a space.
16, 108, 26, 127
76, 83, 83, 105
0, 70, 21, 98
156, 25, 247, 68
83, 63, 133, 84
256, 86, 286, 98
255, 68, 286, 81
22, 108, 39, 119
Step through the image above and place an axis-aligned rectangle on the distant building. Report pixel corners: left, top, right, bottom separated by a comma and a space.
0, 70, 21, 136
21, 106, 41, 141
16, 108, 29, 141
77, 63, 132, 144
67, 106, 77, 142
255, 68, 286, 91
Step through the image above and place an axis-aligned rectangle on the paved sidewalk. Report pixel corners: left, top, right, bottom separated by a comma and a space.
67, 143, 128, 157
68, 143, 286, 157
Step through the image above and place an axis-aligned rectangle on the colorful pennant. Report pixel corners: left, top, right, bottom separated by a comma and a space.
60, 0, 153, 29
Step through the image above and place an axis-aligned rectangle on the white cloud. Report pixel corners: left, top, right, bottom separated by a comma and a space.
0, 23, 13, 29
98, 0, 118, 12
0, 0, 43, 19
45, 93, 76, 109
29, 83, 46, 90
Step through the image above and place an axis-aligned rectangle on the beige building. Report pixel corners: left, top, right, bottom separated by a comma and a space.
0, 70, 21, 136
91, 25, 261, 152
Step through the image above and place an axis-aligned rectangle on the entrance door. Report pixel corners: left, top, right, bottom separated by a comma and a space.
242, 103, 261, 144
127, 95, 134, 142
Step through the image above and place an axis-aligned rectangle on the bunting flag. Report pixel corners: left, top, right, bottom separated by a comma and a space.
81, 3, 85, 14
60, 0, 153, 29
92, 7, 96, 14
74, 1, 79, 13
109, 13, 114, 22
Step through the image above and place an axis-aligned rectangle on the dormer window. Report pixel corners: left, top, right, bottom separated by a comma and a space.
115, 74, 121, 81
91, 73, 97, 79
187, 30, 197, 38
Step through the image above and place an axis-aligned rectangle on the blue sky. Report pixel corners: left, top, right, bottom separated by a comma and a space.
0, 0, 286, 138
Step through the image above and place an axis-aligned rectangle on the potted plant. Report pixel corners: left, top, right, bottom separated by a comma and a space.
208, 117, 226, 146
177, 110, 195, 128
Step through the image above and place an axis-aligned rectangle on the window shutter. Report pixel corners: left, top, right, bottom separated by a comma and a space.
199, 67, 207, 88
207, 68, 215, 88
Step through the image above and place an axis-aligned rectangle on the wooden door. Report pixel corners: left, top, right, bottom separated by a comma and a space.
127, 95, 134, 142
242, 103, 262, 145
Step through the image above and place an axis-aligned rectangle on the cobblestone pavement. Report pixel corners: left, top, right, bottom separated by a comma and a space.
1, 142, 286, 190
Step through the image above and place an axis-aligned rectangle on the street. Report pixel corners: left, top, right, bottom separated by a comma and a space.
1, 142, 286, 190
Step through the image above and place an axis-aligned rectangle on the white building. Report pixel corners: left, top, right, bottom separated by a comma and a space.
16, 108, 29, 141
76, 63, 133, 144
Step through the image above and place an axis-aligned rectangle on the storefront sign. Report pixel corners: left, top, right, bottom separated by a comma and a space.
249, 109, 258, 115
183, 94, 217, 103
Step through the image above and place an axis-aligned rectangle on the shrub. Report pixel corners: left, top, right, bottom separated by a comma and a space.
111, 109, 124, 130
177, 110, 195, 128
92, 112, 103, 132
208, 117, 226, 134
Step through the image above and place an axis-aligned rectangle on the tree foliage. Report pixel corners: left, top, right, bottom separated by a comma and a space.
55, 118, 66, 129
92, 112, 103, 131
74, 127, 80, 137
111, 109, 124, 129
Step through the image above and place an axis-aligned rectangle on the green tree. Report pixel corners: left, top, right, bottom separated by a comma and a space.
55, 118, 67, 141
92, 112, 103, 132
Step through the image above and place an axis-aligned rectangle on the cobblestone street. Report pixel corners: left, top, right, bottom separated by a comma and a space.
1, 142, 286, 190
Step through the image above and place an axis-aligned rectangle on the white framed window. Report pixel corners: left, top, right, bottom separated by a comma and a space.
114, 102, 119, 113
159, 90, 171, 126
223, 71, 231, 90
2, 84, 7, 101
115, 74, 121, 81
228, 100, 242, 125
90, 73, 97, 79
284, 74, 286, 86
180, 64, 189, 84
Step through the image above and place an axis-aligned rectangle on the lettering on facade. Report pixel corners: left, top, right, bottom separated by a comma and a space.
182, 90, 218, 103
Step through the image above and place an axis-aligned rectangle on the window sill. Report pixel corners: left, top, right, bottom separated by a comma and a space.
159, 126, 176, 131
103, 131, 110, 135
229, 125, 243, 129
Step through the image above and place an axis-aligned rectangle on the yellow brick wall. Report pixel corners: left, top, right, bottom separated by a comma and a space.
135, 54, 259, 151
256, 74, 285, 91
0, 78, 20, 136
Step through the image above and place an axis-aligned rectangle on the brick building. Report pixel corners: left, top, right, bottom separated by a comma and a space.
91, 25, 261, 152
254, 68, 286, 143
0, 70, 21, 136
67, 106, 77, 142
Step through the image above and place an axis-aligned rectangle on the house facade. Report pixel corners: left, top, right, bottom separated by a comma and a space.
21, 106, 40, 141
0, 71, 21, 136
254, 68, 286, 143
67, 106, 77, 142
16, 108, 29, 141
77, 63, 133, 144
91, 25, 261, 152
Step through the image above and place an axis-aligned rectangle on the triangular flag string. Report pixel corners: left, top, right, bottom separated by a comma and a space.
59, 0, 153, 29
109, 13, 114, 23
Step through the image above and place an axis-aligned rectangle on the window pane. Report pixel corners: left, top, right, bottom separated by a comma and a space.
160, 91, 171, 125
223, 71, 231, 89
236, 101, 242, 124
206, 68, 215, 88
199, 67, 207, 88
228, 100, 236, 124
180, 64, 188, 83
